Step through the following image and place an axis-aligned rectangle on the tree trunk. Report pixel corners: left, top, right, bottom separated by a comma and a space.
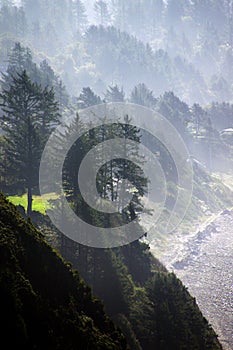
27, 114, 33, 217
27, 186, 33, 216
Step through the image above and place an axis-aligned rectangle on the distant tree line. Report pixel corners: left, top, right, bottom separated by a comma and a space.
1, 42, 233, 215
0, 1, 233, 103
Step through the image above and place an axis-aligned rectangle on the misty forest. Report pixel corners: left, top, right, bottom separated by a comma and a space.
0, 1, 232, 349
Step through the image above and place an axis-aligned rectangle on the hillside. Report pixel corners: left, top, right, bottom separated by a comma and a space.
0, 1, 232, 349
1, 1, 233, 104
0, 192, 128, 349
0, 192, 222, 349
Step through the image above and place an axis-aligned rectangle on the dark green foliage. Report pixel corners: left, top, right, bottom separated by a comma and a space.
0, 192, 128, 349
77, 86, 102, 108
117, 241, 154, 285
1, 42, 69, 110
114, 314, 142, 350
0, 188, 223, 350
0, 70, 59, 214
156, 91, 191, 138
53, 226, 222, 350
62, 115, 148, 225
143, 272, 222, 349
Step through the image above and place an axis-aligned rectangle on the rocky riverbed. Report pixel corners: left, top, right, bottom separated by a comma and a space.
157, 210, 233, 350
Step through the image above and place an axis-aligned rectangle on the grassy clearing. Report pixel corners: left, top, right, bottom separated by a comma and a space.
7, 193, 58, 214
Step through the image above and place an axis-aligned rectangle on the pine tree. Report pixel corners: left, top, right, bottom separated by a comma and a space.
62, 113, 85, 200
77, 87, 102, 109
130, 83, 157, 108
104, 85, 125, 102
204, 117, 217, 171
62, 113, 147, 225
191, 103, 206, 136
116, 115, 147, 221
0, 70, 59, 215
1, 43, 37, 90
94, 0, 109, 26
38, 60, 69, 112
73, 0, 87, 34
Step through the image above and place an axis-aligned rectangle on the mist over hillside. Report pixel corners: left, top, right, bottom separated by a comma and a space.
0, 1, 233, 349
2, 0, 233, 104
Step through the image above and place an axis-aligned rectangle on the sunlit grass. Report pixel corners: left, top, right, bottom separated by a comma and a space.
7, 193, 58, 214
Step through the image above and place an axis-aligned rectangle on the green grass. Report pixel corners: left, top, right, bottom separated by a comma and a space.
7, 193, 58, 214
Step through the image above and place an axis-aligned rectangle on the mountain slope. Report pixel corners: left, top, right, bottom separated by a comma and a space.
0, 192, 128, 349
33, 210, 223, 349
0, 192, 223, 349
